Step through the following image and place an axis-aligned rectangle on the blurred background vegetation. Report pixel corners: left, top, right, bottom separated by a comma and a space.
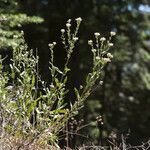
1, 0, 150, 148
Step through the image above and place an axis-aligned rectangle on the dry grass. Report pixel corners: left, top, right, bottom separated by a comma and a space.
0, 136, 61, 150
1, 139, 150, 150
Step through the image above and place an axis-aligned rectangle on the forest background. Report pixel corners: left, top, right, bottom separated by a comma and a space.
1, 0, 150, 148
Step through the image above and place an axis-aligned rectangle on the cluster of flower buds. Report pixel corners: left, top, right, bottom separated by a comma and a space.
75, 17, 82, 22
61, 29, 65, 33
60, 17, 82, 45
66, 19, 71, 26
102, 52, 113, 63
96, 115, 104, 126
110, 31, 116, 36
88, 40, 93, 46
73, 37, 78, 42
48, 42, 56, 48
94, 32, 100, 37
109, 131, 117, 140
65, 17, 82, 29
108, 42, 114, 47
107, 52, 113, 59
100, 37, 106, 42
66, 23, 71, 28
69, 117, 84, 131
88, 31, 115, 64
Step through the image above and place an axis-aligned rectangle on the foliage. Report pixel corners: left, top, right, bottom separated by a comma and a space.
2, 0, 150, 147
0, 18, 115, 148
0, 0, 43, 51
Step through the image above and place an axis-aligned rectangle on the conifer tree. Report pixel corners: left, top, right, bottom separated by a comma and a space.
0, 0, 43, 51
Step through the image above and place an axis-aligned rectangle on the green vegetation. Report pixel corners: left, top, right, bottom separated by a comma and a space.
1, 0, 150, 149
0, 0, 43, 51
0, 17, 115, 149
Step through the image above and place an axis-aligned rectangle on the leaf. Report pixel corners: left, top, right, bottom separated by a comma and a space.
31, 75, 35, 87
64, 67, 70, 74
53, 109, 67, 114
27, 96, 41, 117
63, 76, 68, 84
55, 78, 60, 87
74, 87, 80, 100
54, 66, 63, 74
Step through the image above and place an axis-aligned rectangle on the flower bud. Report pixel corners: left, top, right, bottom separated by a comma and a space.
53, 42, 56, 45
100, 37, 106, 41
107, 53, 113, 58
110, 31, 116, 36
48, 43, 53, 47
99, 81, 103, 85
91, 49, 96, 53
67, 19, 71, 23
103, 57, 111, 63
108, 43, 113, 47
75, 17, 82, 22
61, 29, 65, 33
80, 85, 83, 89
66, 23, 71, 28
88, 40, 93, 45
50, 84, 55, 88
94, 32, 100, 37
73, 37, 78, 41
96, 56, 100, 60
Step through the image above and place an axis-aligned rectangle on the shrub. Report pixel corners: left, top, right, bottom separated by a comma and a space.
0, 18, 115, 149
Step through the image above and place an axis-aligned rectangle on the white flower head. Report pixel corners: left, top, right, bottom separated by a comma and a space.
94, 32, 100, 37
99, 81, 103, 85
21, 30, 24, 34
110, 31, 116, 36
61, 29, 65, 33
73, 37, 78, 41
53, 42, 56, 45
129, 96, 134, 102
66, 23, 71, 28
75, 17, 82, 22
88, 40, 93, 45
103, 57, 111, 63
13, 35, 18, 38
96, 56, 100, 60
91, 49, 96, 53
119, 92, 125, 98
80, 85, 83, 89
100, 37, 106, 41
67, 19, 71, 23
48, 43, 53, 47
107, 53, 113, 59
108, 43, 114, 47
50, 84, 55, 88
